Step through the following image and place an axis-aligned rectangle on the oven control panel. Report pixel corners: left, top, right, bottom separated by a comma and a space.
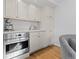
3, 32, 29, 44
4, 32, 29, 39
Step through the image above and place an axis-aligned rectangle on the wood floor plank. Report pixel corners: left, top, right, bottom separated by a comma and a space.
26, 45, 61, 59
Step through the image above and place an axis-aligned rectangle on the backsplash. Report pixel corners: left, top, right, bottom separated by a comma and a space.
4, 18, 40, 31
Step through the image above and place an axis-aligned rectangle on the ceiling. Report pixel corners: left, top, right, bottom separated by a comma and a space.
23, 0, 63, 7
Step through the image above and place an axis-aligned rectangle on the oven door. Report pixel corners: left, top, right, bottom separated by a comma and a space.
6, 40, 29, 59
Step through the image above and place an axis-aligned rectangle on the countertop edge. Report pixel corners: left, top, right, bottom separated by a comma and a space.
3, 30, 46, 34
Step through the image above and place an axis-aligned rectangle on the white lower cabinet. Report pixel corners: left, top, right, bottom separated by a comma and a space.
30, 32, 40, 53
18, 0, 29, 20
39, 32, 50, 48
29, 32, 50, 53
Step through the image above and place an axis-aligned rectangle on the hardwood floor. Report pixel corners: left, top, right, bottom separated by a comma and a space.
26, 45, 61, 59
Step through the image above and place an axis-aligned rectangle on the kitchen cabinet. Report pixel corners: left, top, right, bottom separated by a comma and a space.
28, 5, 41, 21
5, 0, 28, 19
30, 32, 40, 53
39, 32, 50, 48
29, 31, 50, 53
3, 0, 6, 17
18, 0, 29, 19
5, 0, 18, 18
18, 1, 41, 21
4, 0, 40, 21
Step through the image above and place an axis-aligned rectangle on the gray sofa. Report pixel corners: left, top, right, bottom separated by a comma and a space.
59, 34, 76, 59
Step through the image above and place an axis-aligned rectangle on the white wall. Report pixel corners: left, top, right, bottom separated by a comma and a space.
52, 0, 76, 46
9, 19, 40, 31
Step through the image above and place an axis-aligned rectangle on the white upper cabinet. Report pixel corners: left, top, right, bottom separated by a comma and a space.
28, 5, 41, 21
5, 0, 18, 18
23, 0, 62, 7
18, 0, 29, 19
18, 1, 40, 21
4, 0, 41, 21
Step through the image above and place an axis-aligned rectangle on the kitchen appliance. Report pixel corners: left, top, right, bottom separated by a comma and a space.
3, 32, 29, 59
4, 18, 14, 31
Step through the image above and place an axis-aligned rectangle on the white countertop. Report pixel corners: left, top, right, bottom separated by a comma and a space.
4, 30, 46, 34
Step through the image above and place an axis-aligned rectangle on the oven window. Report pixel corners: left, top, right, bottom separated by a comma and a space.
21, 41, 28, 49
6, 40, 29, 54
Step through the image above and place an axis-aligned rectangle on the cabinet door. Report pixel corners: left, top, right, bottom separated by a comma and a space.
5, 0, 17, 18
18, 0, 29, 19
40, 32, 50, 48
29, 5, 40, 21
4, 0, 6, 17
30, 32, 40, 53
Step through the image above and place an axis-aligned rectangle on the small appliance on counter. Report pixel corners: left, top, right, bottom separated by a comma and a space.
4, 18, 14, 31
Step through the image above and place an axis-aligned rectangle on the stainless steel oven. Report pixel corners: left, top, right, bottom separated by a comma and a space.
3, 32, 29, 59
